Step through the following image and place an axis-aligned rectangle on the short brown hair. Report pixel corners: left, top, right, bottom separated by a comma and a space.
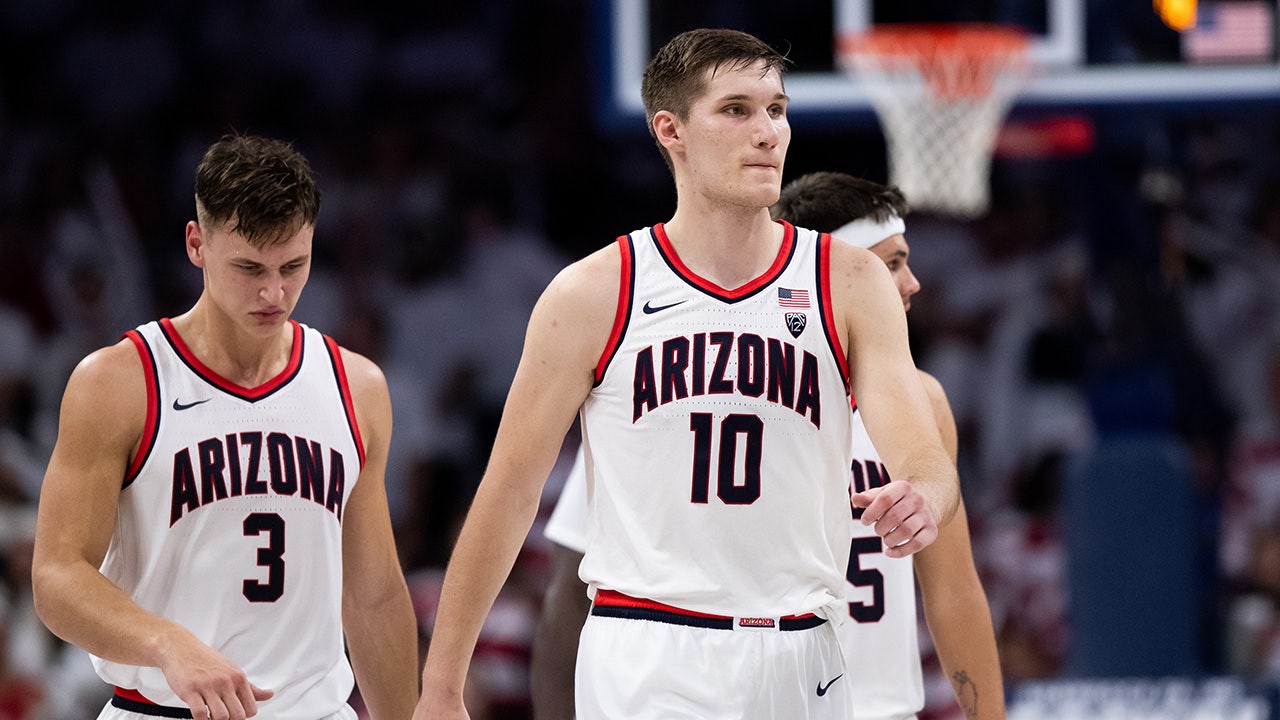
641, 28, 789, 169
194, 134, 320, 247
771, 172, 909, 232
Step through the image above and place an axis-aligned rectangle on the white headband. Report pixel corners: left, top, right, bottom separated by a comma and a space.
830, 215, 906, 249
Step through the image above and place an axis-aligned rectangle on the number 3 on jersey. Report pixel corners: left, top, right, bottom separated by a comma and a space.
689, 413, 763, 504
243, 512, 285, 602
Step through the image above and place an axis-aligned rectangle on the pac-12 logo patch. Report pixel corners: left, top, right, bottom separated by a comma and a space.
785, 312, 807, 338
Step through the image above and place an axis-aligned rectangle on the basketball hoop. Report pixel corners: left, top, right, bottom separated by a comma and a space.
838, 24, 1030, 218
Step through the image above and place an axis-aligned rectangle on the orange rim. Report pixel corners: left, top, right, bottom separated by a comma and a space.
837, 23, 1029, 99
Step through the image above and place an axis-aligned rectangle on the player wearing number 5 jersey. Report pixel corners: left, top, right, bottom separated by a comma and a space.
415, 29, 959, 720
32, 134, 418, 720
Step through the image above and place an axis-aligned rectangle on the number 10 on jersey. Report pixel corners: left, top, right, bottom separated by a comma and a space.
689, 413, 763, 505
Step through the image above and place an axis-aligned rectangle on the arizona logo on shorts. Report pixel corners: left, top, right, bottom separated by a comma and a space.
738, 617, 777, 628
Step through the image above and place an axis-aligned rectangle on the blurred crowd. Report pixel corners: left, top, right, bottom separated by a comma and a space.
1, 1, 1280, 719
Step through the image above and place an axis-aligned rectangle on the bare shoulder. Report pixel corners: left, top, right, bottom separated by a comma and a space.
333, 345, 389, 399
827, 240, 900, 313
57, 339, 149, 450
65, 340, 147, 413
827, 239, 891, 282
542, 242, 624, 315
330, 344, 392, 452
530, 242, 626, 360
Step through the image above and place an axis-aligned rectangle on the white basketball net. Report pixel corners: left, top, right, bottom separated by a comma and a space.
840, 27, 1030, 218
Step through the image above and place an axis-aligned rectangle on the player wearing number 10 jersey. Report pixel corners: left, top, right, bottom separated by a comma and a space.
32, 134, 417, 720
414, 30, 958, 720
578, 220, 853, 622
533, 171, 1004, 720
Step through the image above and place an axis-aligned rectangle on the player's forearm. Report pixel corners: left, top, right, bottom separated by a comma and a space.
32, 558, 190, 669
345, 581, 420, 719
901, 449, 961, 526
923, 593, 1006, 720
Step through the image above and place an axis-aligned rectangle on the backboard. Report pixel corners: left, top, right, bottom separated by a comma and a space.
595, 0, 1280, 128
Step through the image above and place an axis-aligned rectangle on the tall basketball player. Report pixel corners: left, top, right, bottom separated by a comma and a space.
414, 28, 959, 720
31, 134, 418, 720
531, 172, 1006, 720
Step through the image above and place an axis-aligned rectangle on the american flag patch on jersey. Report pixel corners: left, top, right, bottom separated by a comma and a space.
778, 287, 810, 308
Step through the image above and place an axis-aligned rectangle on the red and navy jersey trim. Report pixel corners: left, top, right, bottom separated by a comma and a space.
158, 318, 304, 402
650, 220, 797, 304
122, 330, 160, 490
815, 232, 850, 388
323, 335, 366, 468
594, 235, 635, 387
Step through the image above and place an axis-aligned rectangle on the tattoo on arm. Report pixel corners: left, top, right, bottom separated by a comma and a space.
952, 669, 979, 719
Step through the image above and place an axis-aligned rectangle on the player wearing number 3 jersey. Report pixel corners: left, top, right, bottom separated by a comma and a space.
31, 134, 418, 720
92, 319, 359, 712
415, 29, 959, 720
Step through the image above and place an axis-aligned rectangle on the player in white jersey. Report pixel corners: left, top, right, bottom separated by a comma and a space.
414, 29, 959, 720
32, 134, 418, 720
531, 172, 1006, 720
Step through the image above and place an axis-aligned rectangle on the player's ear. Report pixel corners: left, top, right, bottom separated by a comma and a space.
185, 221, 207, 268
652, 110, 683, 156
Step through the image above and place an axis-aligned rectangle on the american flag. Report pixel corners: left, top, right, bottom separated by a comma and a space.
1183, 1, 1274, 63
778, 287, 810, 308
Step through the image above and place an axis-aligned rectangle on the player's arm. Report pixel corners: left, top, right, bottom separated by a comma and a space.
339, 348, 419, 719
31, 341, 271, 718
529, 542, 589, 720
831, 241, 959, 557
912, 371, 1006, 720
413, 248, 618, 720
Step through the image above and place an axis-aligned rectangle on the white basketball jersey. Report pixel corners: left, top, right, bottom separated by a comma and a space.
845, 407, 924, 720
96, 319, 361, 719
578, 221, 853, 620
547, 411, 926, 719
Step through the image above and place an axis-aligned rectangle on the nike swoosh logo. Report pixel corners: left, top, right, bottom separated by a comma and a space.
172, 398, 212, 411
642, 299, 686, 314
816, 673, 844, 697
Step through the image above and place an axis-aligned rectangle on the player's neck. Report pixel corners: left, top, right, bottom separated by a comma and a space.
170, 301, 296, 388
662, 206, 782, 290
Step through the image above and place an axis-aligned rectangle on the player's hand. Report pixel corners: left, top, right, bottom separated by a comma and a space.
852, 482, 939, 558
158, 631, 274, 719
